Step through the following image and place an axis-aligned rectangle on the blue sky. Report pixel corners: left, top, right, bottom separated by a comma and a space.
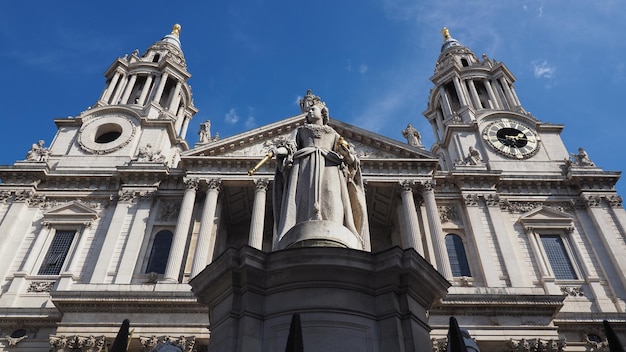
1, 1, 625, 193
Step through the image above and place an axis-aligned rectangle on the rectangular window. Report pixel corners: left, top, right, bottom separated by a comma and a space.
37, 230, 75, 275
540, 235, 578, 280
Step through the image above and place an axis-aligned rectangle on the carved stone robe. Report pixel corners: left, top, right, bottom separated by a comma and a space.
273, 123, 369, 250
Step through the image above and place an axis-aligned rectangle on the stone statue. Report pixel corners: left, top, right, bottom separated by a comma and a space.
402, 123, 423, 147
198, 120, 211, 143
463, 146, 482, 165
198, 120, 218, 144
570, 147, 595, 167
272, 90, 369, 250
137, 144, 166, 163
26, 140, 50, 162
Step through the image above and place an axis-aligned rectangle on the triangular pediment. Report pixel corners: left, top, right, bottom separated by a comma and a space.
518, 206, 574, 230
183, 114, 436, 160
42, 201, 99, 226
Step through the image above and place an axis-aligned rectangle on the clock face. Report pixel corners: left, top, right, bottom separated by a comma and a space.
482, 119, 539, 159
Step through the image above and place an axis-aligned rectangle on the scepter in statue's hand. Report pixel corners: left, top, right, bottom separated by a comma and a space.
248, 146, 288, 176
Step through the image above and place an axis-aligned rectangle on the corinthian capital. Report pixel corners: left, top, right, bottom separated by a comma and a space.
206, 178, 222, 191
183, 177, 200, 190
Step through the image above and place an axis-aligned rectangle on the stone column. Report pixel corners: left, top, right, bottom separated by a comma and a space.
110, 73, 128, 104
138, 74, 154, 105
153, 72, 170, 106
438, 87, 453, 117
420, 181, 453, 279
168, 81, 183, 112
508, 83, 522, 106
179, 115, 191, 138
191, 178, 221, 278
499, 78, 517, 108
467, 80, 482, 109
120, 74, 138, 104
102, 71, 121, 103
452, 77, 468, 107
248, 178, 270, 251
484, 79, 499, 109
163, 177, 198, 282
399, 181, 424, 255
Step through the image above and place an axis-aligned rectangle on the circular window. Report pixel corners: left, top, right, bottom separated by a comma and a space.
587, 333, 603, 343
10, 329, 27, 338
95, 124, 122, 144
78, 114, 137, 154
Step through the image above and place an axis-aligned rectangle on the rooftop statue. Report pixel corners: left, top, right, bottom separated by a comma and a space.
251, 90, 369, 250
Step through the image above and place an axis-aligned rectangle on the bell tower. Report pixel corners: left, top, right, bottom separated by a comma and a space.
47, 24, 197, 168
422, 28, 566, 172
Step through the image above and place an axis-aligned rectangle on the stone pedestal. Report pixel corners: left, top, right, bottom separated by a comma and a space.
190, 246, 450, 352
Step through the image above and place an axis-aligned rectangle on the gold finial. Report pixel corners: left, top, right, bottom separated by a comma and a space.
441, 27, 451, 41
171, 24, 181, 38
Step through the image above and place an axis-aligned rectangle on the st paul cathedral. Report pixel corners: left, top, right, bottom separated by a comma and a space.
0, 25, 625, 352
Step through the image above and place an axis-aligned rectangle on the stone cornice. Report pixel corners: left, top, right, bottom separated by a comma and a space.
431, 293, 565, 318
182, 157, 440, 178
50, 291, 209, 314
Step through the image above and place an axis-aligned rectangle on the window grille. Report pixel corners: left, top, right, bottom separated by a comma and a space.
37, 230, 75, 275
540, 235, 578, 280
145, 230, 173, 274
445, 234, 471, 277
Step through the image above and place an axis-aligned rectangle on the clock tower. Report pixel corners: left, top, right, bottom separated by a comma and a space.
424, 27, 568, 171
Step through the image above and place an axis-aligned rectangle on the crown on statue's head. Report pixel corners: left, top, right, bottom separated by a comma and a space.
299, 89, 326, 113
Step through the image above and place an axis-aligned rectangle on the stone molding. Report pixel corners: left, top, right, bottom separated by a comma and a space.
438, 205, 458, 223
49, 334, 106, 352
506, 338, 566, 352
560, 286, 584, 297
26, 281, 55, 293
139, 335, 195, 352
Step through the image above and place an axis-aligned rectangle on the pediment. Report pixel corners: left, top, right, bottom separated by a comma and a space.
184, 114, 436, 160
518, 206, 574, 230
42, 201, 99, 226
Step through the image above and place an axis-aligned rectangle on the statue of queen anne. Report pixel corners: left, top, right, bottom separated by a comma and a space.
269, 90, 370, 250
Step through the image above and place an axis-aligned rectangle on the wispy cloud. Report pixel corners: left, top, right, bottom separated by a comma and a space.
359, 64, 369, 74
244, 107, 256, 129
225, 108, 239, 124
532, 60, 556, 79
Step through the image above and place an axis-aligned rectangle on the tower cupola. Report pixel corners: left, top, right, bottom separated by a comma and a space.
95, 24, 197, 139
424, 28, 526, 145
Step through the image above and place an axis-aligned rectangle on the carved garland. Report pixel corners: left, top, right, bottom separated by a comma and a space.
27, 281, 55, 293
49, 335, 106, 352
506, 338, 566, 352
139, 335, 195, 352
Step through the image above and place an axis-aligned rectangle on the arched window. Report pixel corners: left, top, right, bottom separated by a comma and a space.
145, 230, 173, 274
460, 58, 469, 67
445, 234, 471, 277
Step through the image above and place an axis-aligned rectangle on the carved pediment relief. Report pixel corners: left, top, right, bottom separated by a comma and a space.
518, 206, 574, 231
42, 201, 99, 226
184, 114, 436, 160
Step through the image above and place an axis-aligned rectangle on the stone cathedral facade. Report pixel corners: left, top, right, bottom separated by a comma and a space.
0, 25, 625, 351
